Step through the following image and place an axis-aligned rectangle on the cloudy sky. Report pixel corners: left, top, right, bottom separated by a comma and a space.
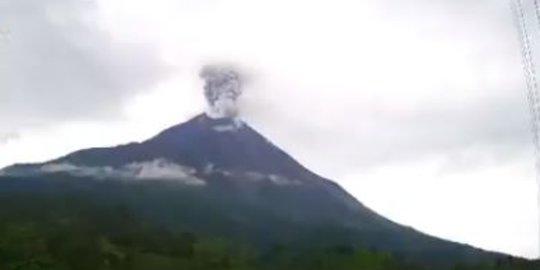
1, 0, 539, 258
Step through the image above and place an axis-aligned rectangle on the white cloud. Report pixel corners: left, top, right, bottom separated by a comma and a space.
37, 159, 207, 185
341, 154, 538, 258
0, 0, 169, 132
125, 159, 205, 185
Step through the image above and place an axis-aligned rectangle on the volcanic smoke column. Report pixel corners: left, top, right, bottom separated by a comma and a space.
200, 65, 243, 119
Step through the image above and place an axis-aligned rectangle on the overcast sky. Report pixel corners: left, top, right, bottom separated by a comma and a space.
1, 0, 539, 258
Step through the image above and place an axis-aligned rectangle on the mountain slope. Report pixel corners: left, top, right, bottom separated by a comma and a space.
0, 114, 503, 264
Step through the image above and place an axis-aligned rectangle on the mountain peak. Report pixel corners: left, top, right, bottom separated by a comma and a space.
1, 113, 316, 183
142, 113, 314, 179
189, 113, 245, 132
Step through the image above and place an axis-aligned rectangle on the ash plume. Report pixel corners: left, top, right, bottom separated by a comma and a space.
200, 65, 242, 119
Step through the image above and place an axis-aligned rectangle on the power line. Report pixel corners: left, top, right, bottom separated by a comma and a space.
512, 0, 540, 258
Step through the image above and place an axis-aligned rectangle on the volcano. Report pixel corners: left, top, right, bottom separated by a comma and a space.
0, 113, 500, 264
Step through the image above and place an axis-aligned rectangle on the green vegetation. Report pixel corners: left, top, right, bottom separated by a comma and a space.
0, 192, 537, 269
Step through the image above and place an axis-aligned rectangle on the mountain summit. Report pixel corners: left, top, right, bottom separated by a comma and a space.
3, 114, 317, 183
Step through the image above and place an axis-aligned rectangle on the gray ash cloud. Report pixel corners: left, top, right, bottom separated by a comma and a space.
200, 65, 243, 119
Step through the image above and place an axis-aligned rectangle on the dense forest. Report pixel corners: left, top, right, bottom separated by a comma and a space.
0, 192, 537, 270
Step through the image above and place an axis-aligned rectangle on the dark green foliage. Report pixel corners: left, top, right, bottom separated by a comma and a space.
0, 174, 504, 264
0, 192, 537, 270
